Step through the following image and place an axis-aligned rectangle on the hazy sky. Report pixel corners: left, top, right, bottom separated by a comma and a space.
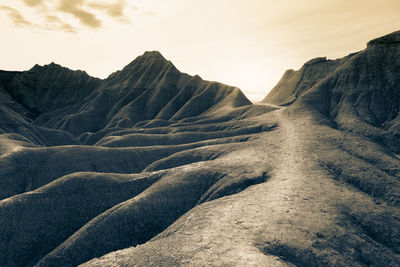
1, 0, 399, 101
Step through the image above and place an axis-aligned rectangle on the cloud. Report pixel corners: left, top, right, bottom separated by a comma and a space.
89, 0, 124, 18
0, 5, 32, 27
45, 15, 77, 33
0, 4, 76, 33
89, 0, 131, 23
2, 0, 135, 32
58, 0, 102, 28
22, 0, 44, 7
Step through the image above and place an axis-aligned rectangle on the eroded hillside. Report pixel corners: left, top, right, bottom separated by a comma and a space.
1, 31, 400, 267
263, 30, 400, 153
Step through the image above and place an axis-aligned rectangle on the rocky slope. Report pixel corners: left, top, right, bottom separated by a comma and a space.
263, 30, 400, 152
1, 32, 400, 267
1, 51, 251, 142
0, 51, 274, 267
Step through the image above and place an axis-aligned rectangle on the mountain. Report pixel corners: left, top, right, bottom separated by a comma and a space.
0, 51, 258, 199
0, 51, 273, 267
1, 33, 400, 267
3, 51, 251, 139
263, 30, 400, 152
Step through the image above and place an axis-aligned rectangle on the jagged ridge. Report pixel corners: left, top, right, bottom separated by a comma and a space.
1, 51, 251, 140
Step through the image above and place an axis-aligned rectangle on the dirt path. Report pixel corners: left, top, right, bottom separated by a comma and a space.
273, 108, 306, 190
186, 108, 341, 265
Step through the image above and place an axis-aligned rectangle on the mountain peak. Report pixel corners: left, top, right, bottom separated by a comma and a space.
138, 51, 170, 65
30, 62, 66, 72
367, 30, 400, 47
122, 50, 170, 70
141, 50, 165, 59
304, 57, 328, 66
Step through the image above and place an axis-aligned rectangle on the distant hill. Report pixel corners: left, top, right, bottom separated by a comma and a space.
1, 51, 251, 142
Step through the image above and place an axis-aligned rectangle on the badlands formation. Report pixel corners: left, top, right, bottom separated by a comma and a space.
0, 31, 400, 266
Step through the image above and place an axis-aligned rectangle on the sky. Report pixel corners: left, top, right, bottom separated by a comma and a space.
0, 0, 399, 102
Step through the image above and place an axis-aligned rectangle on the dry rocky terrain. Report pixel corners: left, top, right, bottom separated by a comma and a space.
0, 31, 400, 266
